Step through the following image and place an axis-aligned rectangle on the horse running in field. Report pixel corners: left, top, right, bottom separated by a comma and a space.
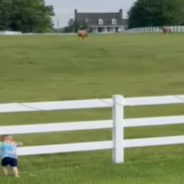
159, 26, 171, 35
78, 30, 88, 41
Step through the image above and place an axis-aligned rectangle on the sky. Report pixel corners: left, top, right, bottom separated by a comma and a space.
45, 0, 136, 27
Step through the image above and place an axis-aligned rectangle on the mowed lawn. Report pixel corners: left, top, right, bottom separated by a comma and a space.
1, 33, 184, 184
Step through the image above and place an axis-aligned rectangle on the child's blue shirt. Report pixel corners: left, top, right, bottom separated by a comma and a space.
0, 141, 17, 159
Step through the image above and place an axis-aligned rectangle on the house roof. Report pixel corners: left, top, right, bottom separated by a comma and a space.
75, 11, 123, 26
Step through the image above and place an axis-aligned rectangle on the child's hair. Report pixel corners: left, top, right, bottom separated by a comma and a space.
1, 135, 13, 141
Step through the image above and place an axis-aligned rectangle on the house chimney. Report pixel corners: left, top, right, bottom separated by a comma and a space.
74, 9, 77, 20
119, 9, 123, 19
74, 9, 78, 32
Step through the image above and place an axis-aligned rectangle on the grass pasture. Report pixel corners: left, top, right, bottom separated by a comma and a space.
1, 33, 184, 183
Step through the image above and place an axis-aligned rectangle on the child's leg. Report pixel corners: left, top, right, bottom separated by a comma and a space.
1, 158, 9, 176
1, 167, 8, 176
10, 158, 19, 177
11, 167, 19, 177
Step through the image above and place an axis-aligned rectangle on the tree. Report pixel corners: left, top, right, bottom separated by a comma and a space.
127, 0, 184, 28
0, 0, 13, 30
64, 18, 80, 33
0, 0, 55, 32
68, 18, 74, 27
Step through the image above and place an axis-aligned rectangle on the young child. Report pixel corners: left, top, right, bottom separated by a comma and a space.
0, 135, 23, 177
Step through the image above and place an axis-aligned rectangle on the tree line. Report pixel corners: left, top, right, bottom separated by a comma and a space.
128, 0, 184, 28
61, 19, 87, 33
0, 0, 54, 33
1, 0, 184, 32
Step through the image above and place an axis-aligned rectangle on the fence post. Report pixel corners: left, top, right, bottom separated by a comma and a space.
112, 95, 124, 164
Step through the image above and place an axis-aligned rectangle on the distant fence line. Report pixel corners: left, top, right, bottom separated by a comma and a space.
1, 26, 184, 35
127, 26, 184, 33
0, 31, 114, 36
1, 95, 184, 163
0, 31, 76, 35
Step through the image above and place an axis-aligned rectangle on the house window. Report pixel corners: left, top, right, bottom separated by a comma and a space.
112, 19, 117, 25
98, 19, 103, 25
85, 19, 89, 23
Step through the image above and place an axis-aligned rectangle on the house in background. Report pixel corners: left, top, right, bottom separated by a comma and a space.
74, 9, 128, 33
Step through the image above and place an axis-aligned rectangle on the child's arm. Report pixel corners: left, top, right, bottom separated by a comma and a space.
15, 142, 23, 147
0, 143, 2, 158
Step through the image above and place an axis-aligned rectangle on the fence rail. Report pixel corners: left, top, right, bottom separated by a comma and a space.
1, 95, 184, 113
1, 94, 184, 163
1, 26, 184, 35
127, 26, 184, 33
0, 31, 115, 36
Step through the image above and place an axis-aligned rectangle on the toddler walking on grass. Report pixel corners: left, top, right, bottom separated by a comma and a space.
0, 135, 22, 177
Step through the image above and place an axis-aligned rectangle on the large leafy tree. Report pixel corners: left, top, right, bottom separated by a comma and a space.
0, 0, 13, 30
63, 18, 80, 33
128, 0, 184, 28
68, 18, 74, 27
0, 0, 55, 32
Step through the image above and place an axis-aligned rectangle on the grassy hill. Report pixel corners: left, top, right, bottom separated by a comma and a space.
1, 33, 184, 184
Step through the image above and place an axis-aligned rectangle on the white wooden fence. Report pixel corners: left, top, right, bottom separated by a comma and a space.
0, 31, 113, 35
0, 31, 76, 36
127, 26, 184, 33
1, 95, 184, 163
1, 26, 184, 35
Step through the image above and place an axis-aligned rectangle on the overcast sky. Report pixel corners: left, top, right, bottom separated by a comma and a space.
45, 0, 136, 27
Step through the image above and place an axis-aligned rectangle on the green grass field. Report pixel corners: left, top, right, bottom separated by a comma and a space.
1, 33, 184, 184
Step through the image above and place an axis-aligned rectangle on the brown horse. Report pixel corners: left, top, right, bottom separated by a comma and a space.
78, 30, 88, 41
159, 26, 171, 35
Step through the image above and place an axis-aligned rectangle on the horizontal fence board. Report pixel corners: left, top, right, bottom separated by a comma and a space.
1, 95, 184, 114
0, 120, 112, 135
125, 135, 184, 148
0, 98, 112, 113
17, 141, 112, 156
125, 95, 184, 106
124, 115, 184, 127
1, 115, 184, 135
17, 135, 184, 156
